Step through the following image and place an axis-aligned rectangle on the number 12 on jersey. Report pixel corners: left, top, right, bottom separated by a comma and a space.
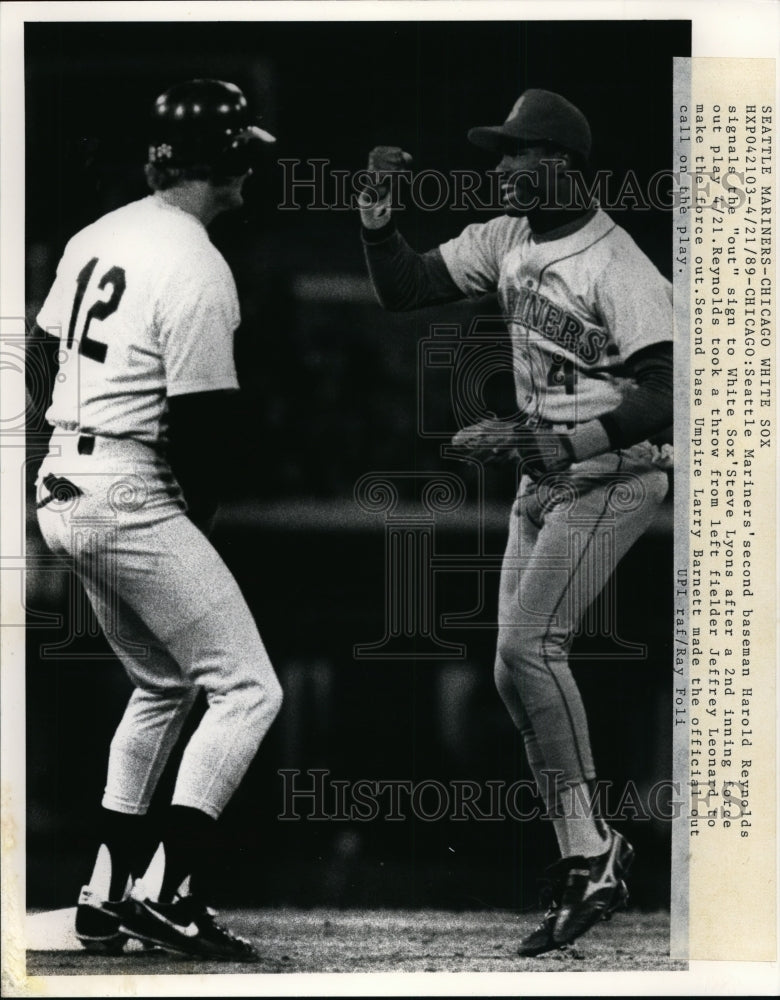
66, 257, 127, 364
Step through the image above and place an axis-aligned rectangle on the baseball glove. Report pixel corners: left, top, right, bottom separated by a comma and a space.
451, 417, 523, 464
451, 417, 577, 476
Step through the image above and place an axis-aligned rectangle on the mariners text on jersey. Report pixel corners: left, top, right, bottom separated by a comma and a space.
508, 286, 609, 364
439, 209, 672, 426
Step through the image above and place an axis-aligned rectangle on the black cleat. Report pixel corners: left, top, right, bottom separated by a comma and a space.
75, 886, 130, 954
517, 855, 577, 957
552, 828, 634, 947
517, 906, 559, 958
119, 891, 260, 962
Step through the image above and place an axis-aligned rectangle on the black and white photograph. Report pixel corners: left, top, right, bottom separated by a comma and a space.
1, 2, 777, 995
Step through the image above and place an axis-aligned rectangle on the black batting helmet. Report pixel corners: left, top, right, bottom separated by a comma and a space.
147, 79, 275, 177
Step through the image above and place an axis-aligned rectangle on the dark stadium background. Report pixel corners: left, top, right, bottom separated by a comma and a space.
24, 19, 690, 913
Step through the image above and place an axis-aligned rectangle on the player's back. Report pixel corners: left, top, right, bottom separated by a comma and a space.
38, 196, 239, 445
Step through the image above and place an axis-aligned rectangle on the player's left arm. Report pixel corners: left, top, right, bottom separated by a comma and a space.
599, 340, 673, 447
455, 247, 675, 471
160, 266, 241, 533
456, 343, 673, 471
550, 340, 672, 468
167, 390, 238, 533
558, 244, 674, 468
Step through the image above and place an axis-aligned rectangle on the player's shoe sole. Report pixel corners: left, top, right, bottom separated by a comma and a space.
74, 885, 130, 954
552, 829, 635, 947
118, 893, 260, 962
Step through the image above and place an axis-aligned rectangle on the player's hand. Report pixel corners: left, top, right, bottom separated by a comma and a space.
451, 418, 576, 474
518, 419, 612, 477
358, 146, 412, 230
452, 417, 611, 474
650, 442, 674, 470
451, 417, 523, 464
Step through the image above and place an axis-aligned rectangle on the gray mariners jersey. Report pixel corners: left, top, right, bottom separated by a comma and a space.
37, 195, 240, 445
439, 209, 672, 426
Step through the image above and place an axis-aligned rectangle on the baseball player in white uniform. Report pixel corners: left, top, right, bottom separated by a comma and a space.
360, 90, 673, 955
35, 79, 281, 961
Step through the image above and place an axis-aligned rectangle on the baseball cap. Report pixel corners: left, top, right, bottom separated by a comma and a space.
468, 89, 591, 160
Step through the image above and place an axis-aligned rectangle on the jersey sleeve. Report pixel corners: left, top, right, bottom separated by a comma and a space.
158, 256, 241, 398
595, 239, 673, 359
438, 217, 516, 298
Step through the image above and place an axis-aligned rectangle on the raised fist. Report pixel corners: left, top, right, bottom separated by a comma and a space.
358, 146, 412, 230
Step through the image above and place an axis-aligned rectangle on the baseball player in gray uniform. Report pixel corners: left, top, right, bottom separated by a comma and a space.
35, 80, 282, 961
360, 90, 673, 955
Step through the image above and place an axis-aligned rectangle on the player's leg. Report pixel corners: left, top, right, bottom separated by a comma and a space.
96, 511, 282, 960
39, 466, 280, 959
497, 455, 668, 837
539, 453, 668, 948
64, 474, 282, 837
494, 485, 601, 957
494, 485, 603, 857
79, 514, 279, 960
156, 566, 281, 818
493, 498, 558, 802
73, 567, 202, 950
129, 602, 280, 915
103, 684, 201, 820
37, 489, 198, 950
495, 448, 669, 952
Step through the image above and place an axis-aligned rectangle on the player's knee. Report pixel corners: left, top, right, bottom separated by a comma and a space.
228, 672, 283, 728
495, 627, 543, 674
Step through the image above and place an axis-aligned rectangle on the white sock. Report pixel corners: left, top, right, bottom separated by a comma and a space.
552, 782, 610, 859
87, 843, 112, 898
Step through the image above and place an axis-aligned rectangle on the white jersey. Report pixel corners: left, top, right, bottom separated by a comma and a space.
439, 209, 672, 426
37, 195, 240, 445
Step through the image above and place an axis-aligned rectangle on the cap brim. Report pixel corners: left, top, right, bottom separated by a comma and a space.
467, 125, 512, 152
467, 123, 546, 153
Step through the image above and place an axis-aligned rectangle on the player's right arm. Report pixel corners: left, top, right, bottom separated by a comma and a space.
359, 146, 463, 311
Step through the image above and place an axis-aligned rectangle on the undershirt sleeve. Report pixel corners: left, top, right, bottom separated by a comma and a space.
598, 341, 673, 447
361, 222, 463, 310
